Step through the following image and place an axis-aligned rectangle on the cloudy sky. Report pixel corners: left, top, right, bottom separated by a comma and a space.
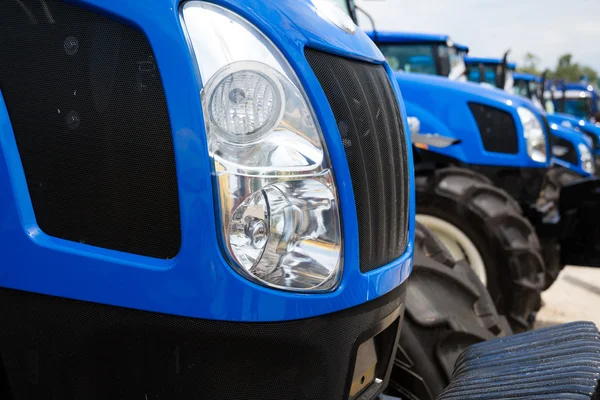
355, 0, 600, 71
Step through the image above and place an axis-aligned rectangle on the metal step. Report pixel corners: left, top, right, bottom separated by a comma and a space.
437, 321, 600, 399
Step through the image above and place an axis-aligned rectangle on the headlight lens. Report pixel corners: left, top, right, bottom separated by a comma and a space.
517, 107, 547, 163
182, 2, 342, 291
578, 143, 595, 174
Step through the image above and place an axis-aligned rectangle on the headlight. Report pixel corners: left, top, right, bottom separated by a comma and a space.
181, 2, 342, 292
517, 107, 547, 163
578, 143, 595, 174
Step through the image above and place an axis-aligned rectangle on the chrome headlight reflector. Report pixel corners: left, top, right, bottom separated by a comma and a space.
578, 143, 595, 174
182, 2, 342, 292
517, 107, 547, 163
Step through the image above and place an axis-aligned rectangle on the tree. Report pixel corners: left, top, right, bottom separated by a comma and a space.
518, 52, 541, 75
550, 53, 598, 83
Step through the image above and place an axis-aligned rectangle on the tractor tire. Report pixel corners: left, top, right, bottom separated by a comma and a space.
385, 223, 511, 400
415, 167, 545, 332
538, 167, 586, 288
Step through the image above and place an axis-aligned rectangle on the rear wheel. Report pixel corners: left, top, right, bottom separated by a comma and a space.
415, 167, 545, 331
385, 223, 511, 400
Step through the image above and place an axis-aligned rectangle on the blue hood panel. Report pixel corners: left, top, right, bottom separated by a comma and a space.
396, 72, 549, 168
210, 0, 385, 63
0, 0, 413, 322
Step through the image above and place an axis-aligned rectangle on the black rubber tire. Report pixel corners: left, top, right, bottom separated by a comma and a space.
538, 167, 586, 288
385, 223, 512, 400
415, 167, 545, 332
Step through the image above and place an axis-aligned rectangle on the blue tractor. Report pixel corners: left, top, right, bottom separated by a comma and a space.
514, 72, 544, 108
513, 72, 600, 175
0, 1, 599, 400
465, 55, 516, 92
368, 30, 598, 328
545, 80, 600, 121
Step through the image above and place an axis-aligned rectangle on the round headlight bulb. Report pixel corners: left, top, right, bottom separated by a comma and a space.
207, 63, 285, 144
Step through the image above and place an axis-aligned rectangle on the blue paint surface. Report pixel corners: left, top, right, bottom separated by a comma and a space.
0, 0, 413, 322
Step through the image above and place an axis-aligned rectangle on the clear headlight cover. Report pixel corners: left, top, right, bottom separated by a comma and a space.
182, 2, 342, 292
517, 107, 547, 163
578, 143, 595, 174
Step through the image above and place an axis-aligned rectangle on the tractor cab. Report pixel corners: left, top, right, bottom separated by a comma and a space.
514, 72, 544, 109
367, 31, 468, 81
465, 55, 515, 92
544, 81, 599, 121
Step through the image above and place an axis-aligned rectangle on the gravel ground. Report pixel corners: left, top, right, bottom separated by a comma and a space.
535, 266, 600, 329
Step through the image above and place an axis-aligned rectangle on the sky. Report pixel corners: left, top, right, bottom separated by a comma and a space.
355, 0, 600, 71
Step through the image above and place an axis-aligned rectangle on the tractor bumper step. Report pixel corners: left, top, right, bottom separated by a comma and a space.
438, 321, 600, 399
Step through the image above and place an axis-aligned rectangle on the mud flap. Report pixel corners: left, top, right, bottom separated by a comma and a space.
560, 178, 600, 267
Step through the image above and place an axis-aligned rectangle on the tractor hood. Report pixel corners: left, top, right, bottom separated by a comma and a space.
213, 0, 384, 63
395, 72, 548, 168
548, 123, 595, 176
548, 113, 600, 153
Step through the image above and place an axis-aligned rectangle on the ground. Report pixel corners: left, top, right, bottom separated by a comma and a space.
535, 266, 600, 329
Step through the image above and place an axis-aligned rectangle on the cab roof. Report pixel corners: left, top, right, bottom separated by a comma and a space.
465, 56, 517, 70
365, 31, 450, 44
514, 72, 540, 82
454, 43, 469, 53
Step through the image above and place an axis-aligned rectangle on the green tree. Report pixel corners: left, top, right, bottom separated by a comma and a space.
550, 53, 598, 83
518, 52, 541, 75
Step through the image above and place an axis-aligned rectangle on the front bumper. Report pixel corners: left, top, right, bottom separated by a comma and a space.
467, 165, 547, 206
0, 284, 405, 400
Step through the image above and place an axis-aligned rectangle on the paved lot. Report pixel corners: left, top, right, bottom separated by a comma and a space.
535, 266, 600, 329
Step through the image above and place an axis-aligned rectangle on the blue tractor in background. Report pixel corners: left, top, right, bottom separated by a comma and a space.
465, 55, 516, 92
368, 30, 599, 330
545, 80, 600, 121
1, 1, 600, 400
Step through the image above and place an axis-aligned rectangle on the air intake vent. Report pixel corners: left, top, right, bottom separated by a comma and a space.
0, 0, 180, 258
550, 135, 579, 165
305, 49, 409, 273
469, 103, 518, 154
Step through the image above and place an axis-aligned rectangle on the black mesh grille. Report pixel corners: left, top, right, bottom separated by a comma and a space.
0, 0, 180, 258
305, 49, 409, 273
0, 285, 404, 400
550, 135, 579, 165
468, 103, 518, 154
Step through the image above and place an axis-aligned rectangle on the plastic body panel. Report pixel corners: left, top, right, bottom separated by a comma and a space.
548, 123, 593, 177
365, 31, 449, 44
395, 72, 550, 168
465, 57, 516, 70
0, 0, 414, 322
548, 113, 600, 160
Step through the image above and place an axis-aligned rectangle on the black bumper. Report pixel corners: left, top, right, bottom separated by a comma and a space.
467, 165, 547, 206
0, 285, 405, 400
414, 151, 546, 206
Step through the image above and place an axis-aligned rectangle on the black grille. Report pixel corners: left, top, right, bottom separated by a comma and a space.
305, 49, 409, 273
469, 103, 518, 154
0, 285, 404, 400
550, 135, 579, 165
0, 0, 180, 258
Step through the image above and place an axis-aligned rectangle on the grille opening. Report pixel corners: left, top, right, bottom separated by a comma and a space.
468, 103, 518, 154
0, 0, 180, 258
550, 135, 579, 165
305, 49, 409, 273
